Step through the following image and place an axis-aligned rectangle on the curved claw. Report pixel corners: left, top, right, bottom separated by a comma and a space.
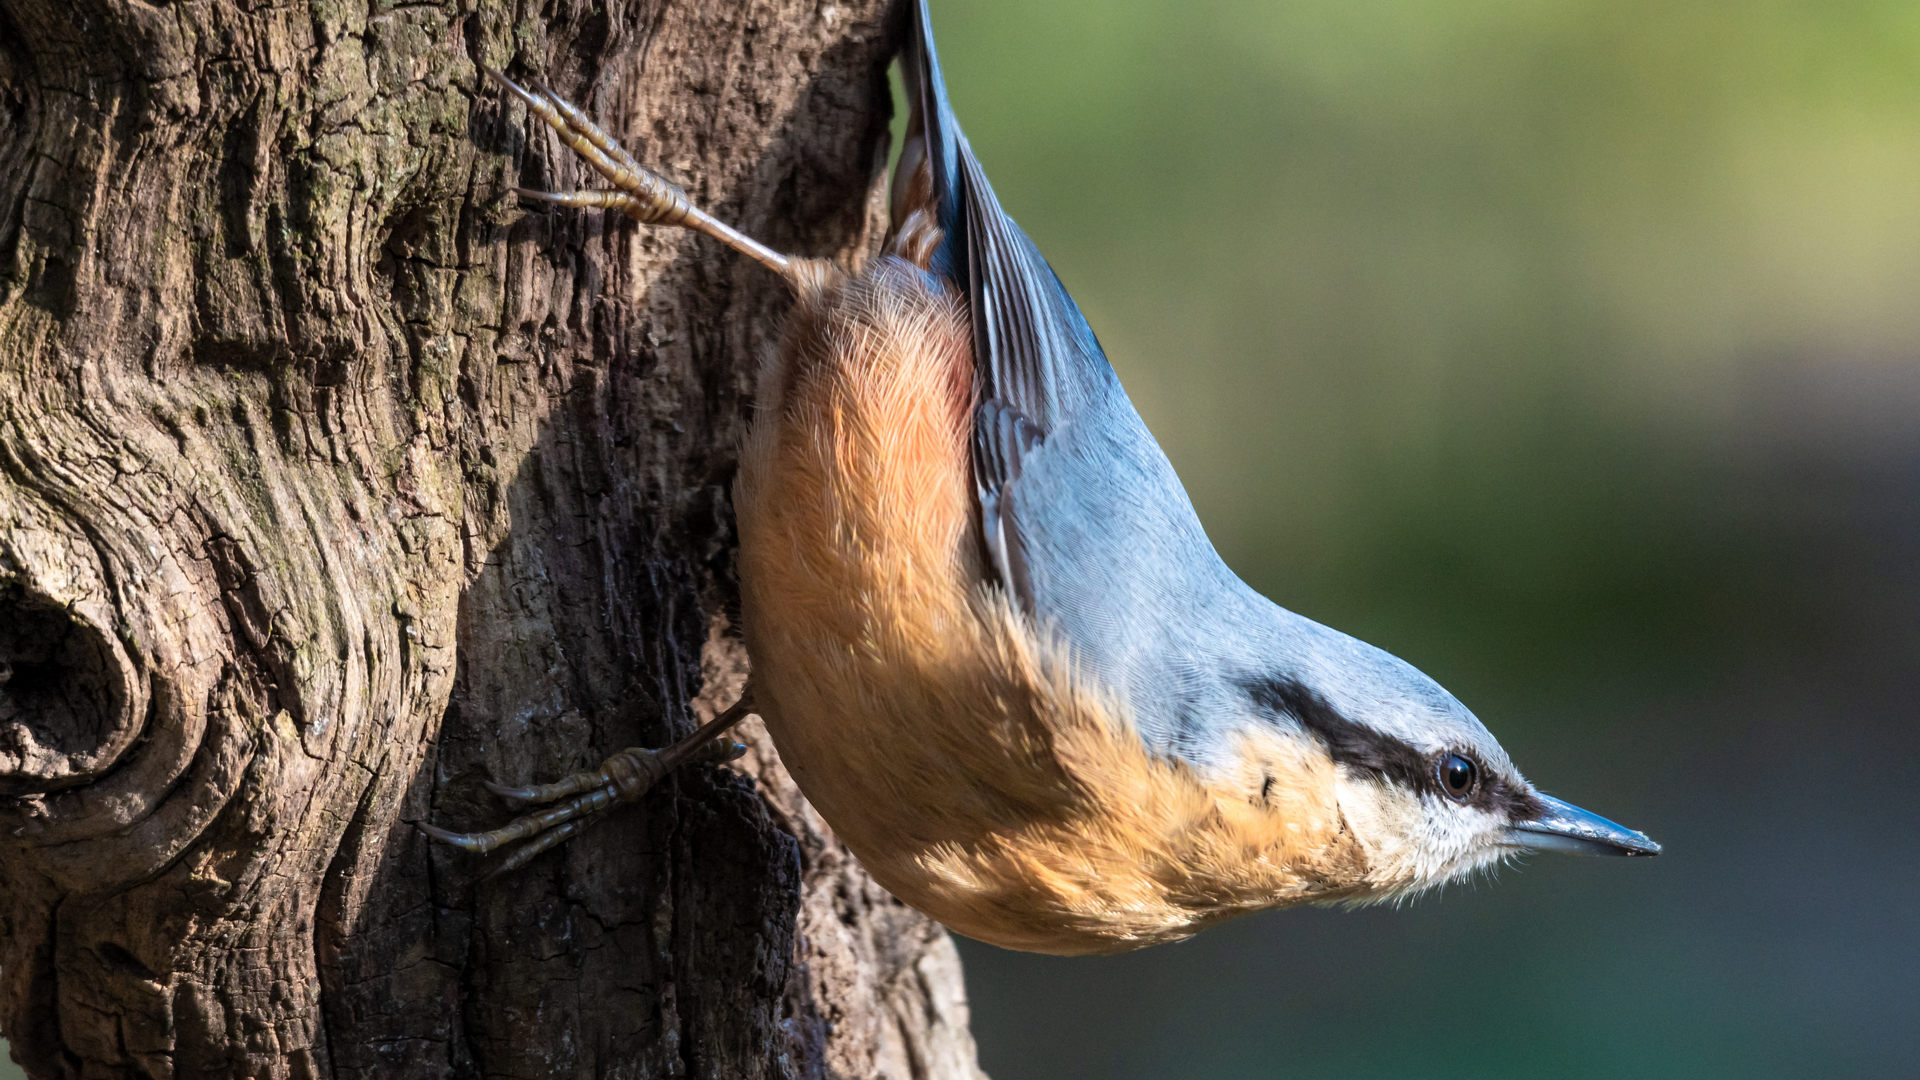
417, 820, 497, 855
480, 64, 538, 110
480, 778, 541, 805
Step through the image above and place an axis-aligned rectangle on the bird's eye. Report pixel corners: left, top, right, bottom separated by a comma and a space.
1438, 753, 1477, 801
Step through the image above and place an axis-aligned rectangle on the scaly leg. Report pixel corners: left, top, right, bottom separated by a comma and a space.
484, 66, 796, 281
423, 693, 755, 873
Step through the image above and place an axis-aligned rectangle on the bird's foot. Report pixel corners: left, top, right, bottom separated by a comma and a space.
482, 65, 796, 280
423, 696, 753, 875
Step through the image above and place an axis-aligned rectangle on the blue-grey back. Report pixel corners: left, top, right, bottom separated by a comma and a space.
1005, 380, 1505, 770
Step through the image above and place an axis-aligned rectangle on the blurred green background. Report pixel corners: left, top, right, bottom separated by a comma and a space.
927, 0, 1920, 1078
8, 1, 1915, 1076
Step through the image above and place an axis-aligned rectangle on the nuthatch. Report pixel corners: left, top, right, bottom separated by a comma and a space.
427, 0, 1659, 955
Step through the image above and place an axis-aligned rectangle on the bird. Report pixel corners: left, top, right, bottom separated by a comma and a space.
425, 0, 1659, 955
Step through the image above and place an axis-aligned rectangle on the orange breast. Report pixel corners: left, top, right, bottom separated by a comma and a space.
737, 258, 981, 685
733, 258, 1366, 954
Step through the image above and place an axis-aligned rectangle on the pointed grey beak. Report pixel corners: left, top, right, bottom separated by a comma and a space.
1507, 794, 1661, 857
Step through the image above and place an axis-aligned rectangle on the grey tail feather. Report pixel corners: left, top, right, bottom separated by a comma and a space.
901, 0, 966, 280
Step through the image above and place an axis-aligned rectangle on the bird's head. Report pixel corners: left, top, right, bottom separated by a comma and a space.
1245, 646, 1658, 903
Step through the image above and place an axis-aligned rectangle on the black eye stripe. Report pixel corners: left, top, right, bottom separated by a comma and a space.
1244, 676, 1543, 818
1245, 676, 1429, 790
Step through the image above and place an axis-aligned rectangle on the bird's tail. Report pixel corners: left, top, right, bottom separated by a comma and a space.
893, 0, 966, 280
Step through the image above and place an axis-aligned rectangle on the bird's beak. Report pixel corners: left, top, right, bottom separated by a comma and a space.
1506, 794, 1661, 857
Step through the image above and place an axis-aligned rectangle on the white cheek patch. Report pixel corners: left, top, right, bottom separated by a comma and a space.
1333, 772, 1515, 898
1332, 773, 1422, 882
1411, 802, 1511, 889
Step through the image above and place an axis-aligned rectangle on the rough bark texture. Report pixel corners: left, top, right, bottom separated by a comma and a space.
0, 0, 986, 1076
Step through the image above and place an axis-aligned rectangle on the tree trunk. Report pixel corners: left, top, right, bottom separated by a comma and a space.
0, 0, 986, 1076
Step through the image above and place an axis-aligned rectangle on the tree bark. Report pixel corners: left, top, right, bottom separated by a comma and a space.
0, 0, 986, 1076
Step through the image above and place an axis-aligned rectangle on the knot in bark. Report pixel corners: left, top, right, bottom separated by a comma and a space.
0, 582, 139, 796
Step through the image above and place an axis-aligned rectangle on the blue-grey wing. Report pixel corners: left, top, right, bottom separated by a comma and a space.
903, 0, 1279, 760
901, 0, 1135, 585
954, 145, 1127, 595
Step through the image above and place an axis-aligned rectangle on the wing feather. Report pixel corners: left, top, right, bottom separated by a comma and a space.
903, 0, 1122, 603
